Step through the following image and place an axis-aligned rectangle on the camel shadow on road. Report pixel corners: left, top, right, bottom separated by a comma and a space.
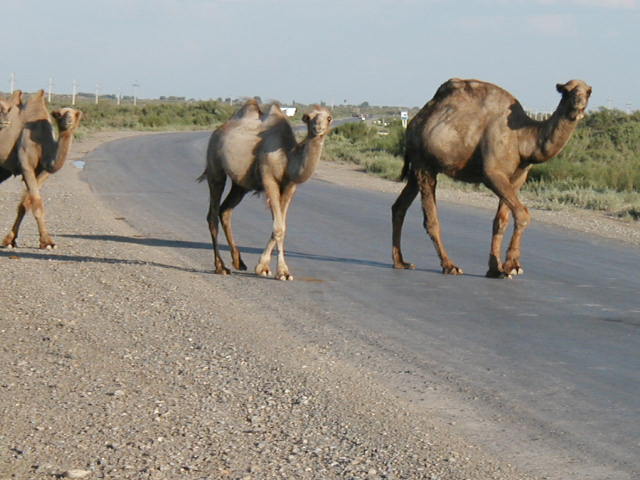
0, 247, 211, 275
59, 233, 403, 271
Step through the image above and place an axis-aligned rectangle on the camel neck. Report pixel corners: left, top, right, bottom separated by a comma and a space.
46, 129, 76, 173
531, 103, 578, 163
289, 133, 326, 184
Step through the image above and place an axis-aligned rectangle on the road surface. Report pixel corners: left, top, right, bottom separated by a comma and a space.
82, 131, 640, 480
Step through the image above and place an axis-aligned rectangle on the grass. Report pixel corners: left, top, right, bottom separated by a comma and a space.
325, 109, 640, 220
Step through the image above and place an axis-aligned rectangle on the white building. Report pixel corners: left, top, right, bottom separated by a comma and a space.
280, 106, 297, 117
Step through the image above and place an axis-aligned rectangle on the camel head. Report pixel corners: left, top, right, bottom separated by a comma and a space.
302, 106, 333, 137
51, 107, 83, 132
556, 80, 592, 121
0, 90, 23, 129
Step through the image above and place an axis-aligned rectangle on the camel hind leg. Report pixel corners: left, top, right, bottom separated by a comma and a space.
205, 175, 230, 275
391, 171, 419, 269
219, 183, 248, 270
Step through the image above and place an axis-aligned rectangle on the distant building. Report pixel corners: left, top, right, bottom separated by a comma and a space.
280, 106, 297, 117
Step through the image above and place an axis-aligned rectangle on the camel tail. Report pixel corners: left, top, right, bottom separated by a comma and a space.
196, 169, 207, 183
399, 151, 412, 182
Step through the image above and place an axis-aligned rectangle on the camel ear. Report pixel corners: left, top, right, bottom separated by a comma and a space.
51, 110, 61, 120
302, 114, 310, 124
587, 87, 592, 98
556, 83, 567, 94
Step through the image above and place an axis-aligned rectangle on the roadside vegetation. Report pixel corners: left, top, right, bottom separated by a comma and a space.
326, 109, 640, 219
50, 98, 235, 133
36, 91, 640, 219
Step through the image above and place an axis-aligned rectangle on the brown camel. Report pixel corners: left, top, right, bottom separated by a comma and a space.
391, 78, 591, 278
0, 90, 83, 249
199, 99, 333, 280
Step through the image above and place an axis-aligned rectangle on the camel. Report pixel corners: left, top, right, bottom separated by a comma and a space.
0, 90, 83, 249
391, 78, 591, 278
0, 90, 25, 183
199, 99, 333, 280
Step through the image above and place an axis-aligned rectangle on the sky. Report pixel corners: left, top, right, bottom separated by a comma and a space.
1, 0, 638, 111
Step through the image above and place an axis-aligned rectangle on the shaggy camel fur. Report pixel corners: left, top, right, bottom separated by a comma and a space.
199, 100, 332, 280
0, 90, 82, 249
392, 78, 591, 278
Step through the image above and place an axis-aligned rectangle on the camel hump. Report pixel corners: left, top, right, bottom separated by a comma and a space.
266, 103, 285, 118
23, 89, 49, 121
231, 98, 263, 120
8, 90, 23, 107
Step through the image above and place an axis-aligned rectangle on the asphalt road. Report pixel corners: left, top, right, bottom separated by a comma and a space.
81, 131, 640, 480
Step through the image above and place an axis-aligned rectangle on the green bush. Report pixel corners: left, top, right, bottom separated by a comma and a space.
529, 108, 640, 193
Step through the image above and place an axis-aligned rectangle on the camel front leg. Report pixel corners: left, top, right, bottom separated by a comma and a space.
485, 171, 530, 278
487, 200, 511, 277
417, 170, 462, 275
391, 171, 419, 269
2, 193, 28, 248
3, 170, 53, 249
256, 182, 296, 280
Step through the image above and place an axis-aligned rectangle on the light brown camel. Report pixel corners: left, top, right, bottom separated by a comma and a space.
199, 99, 332, 280
0, 90, 26, 182
0, 90, 83, 249
0, 90, 22, 131
391, 78, 591, 278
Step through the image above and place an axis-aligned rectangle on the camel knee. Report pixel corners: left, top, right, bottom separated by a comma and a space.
514, 207, 531, 229
493, 213, 510, 235
272, 226, 285, 242
29, 197, 44, 214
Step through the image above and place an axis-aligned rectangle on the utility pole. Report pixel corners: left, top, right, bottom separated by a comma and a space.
117, 90, 121, 105
72, 80, 77, 105
48, 77, 54, 102
95, 83, 99, 105
132, 82, 140, 106
9, 72, 15, 94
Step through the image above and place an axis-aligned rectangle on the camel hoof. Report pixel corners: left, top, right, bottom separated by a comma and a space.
509, 267, 524, 276
215, 266, 231, 275
255, 265, 271, 277
442, 266, 463, 275
2, 243, 15, 249
393, 261, 416, 270
277, 272, 293, 281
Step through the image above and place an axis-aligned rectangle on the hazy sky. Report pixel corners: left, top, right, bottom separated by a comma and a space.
1, 0, 638, 110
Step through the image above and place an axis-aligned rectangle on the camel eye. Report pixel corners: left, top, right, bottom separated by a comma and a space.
327, 116, 332, 123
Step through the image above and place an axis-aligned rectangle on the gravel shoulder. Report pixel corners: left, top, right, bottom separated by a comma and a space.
3, 130, 631, 480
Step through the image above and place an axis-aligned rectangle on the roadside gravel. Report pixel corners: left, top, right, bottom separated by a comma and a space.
4, 129, 630, 480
